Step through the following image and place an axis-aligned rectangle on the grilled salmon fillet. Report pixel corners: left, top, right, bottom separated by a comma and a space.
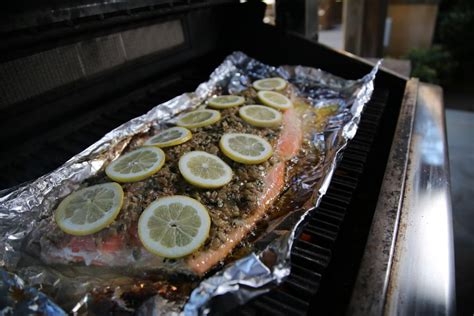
31, 86, 316, 276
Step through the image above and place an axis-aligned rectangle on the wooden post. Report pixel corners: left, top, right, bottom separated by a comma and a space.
276, 0, 319, 40
343, 0, 388, 57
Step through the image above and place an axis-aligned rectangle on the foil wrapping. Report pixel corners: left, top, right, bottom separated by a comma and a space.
0, 52, 379, 315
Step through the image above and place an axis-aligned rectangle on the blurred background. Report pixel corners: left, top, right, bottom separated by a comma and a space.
260, 0, 473, 313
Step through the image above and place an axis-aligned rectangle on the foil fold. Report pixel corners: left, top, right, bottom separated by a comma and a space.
0, 270, 66, 316
0, 51, 379, 315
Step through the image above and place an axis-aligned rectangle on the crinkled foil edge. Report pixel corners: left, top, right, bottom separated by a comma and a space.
0, 51, 379, 315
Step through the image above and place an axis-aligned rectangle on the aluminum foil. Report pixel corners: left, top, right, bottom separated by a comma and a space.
0, 51, 379, 315
0, 270, 66, 316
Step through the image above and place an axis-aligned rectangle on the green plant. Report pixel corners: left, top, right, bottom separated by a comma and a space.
436, 0, 474, 80
439, 3, 474, 60
403, 46, 457, 84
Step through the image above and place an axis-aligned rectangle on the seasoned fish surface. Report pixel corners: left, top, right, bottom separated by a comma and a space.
31, 87, 316, 275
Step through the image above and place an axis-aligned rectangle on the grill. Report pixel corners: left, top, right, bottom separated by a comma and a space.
0, 1, 455, 315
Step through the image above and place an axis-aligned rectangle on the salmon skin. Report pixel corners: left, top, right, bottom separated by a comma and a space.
34, 87, 308, 276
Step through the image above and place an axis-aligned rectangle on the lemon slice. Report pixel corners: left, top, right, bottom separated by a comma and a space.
138, 195, 211, 258
106, 147, 165, 183
252, 77, 287, 91
55, 183, 124, 236
176, 109, 221, 129
219, 133, 273, 164
179, 151, 233, 188
207, 95, 245, 109
239, 105, 283, 128
257, 91, 293, 110
144, 127, 192, 148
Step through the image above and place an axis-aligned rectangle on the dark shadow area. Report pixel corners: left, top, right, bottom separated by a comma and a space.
446, 109, 474, 316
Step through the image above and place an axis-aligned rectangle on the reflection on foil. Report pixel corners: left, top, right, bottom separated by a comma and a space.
0, 269, 66, 316
0, 52, 379, 315
184, 254, 272, 316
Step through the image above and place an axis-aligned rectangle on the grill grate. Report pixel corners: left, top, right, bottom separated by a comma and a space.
232, 89, 388, 315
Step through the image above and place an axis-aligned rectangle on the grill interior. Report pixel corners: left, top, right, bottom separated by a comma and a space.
1, 1, 408, 314
0, 54, 221, 190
